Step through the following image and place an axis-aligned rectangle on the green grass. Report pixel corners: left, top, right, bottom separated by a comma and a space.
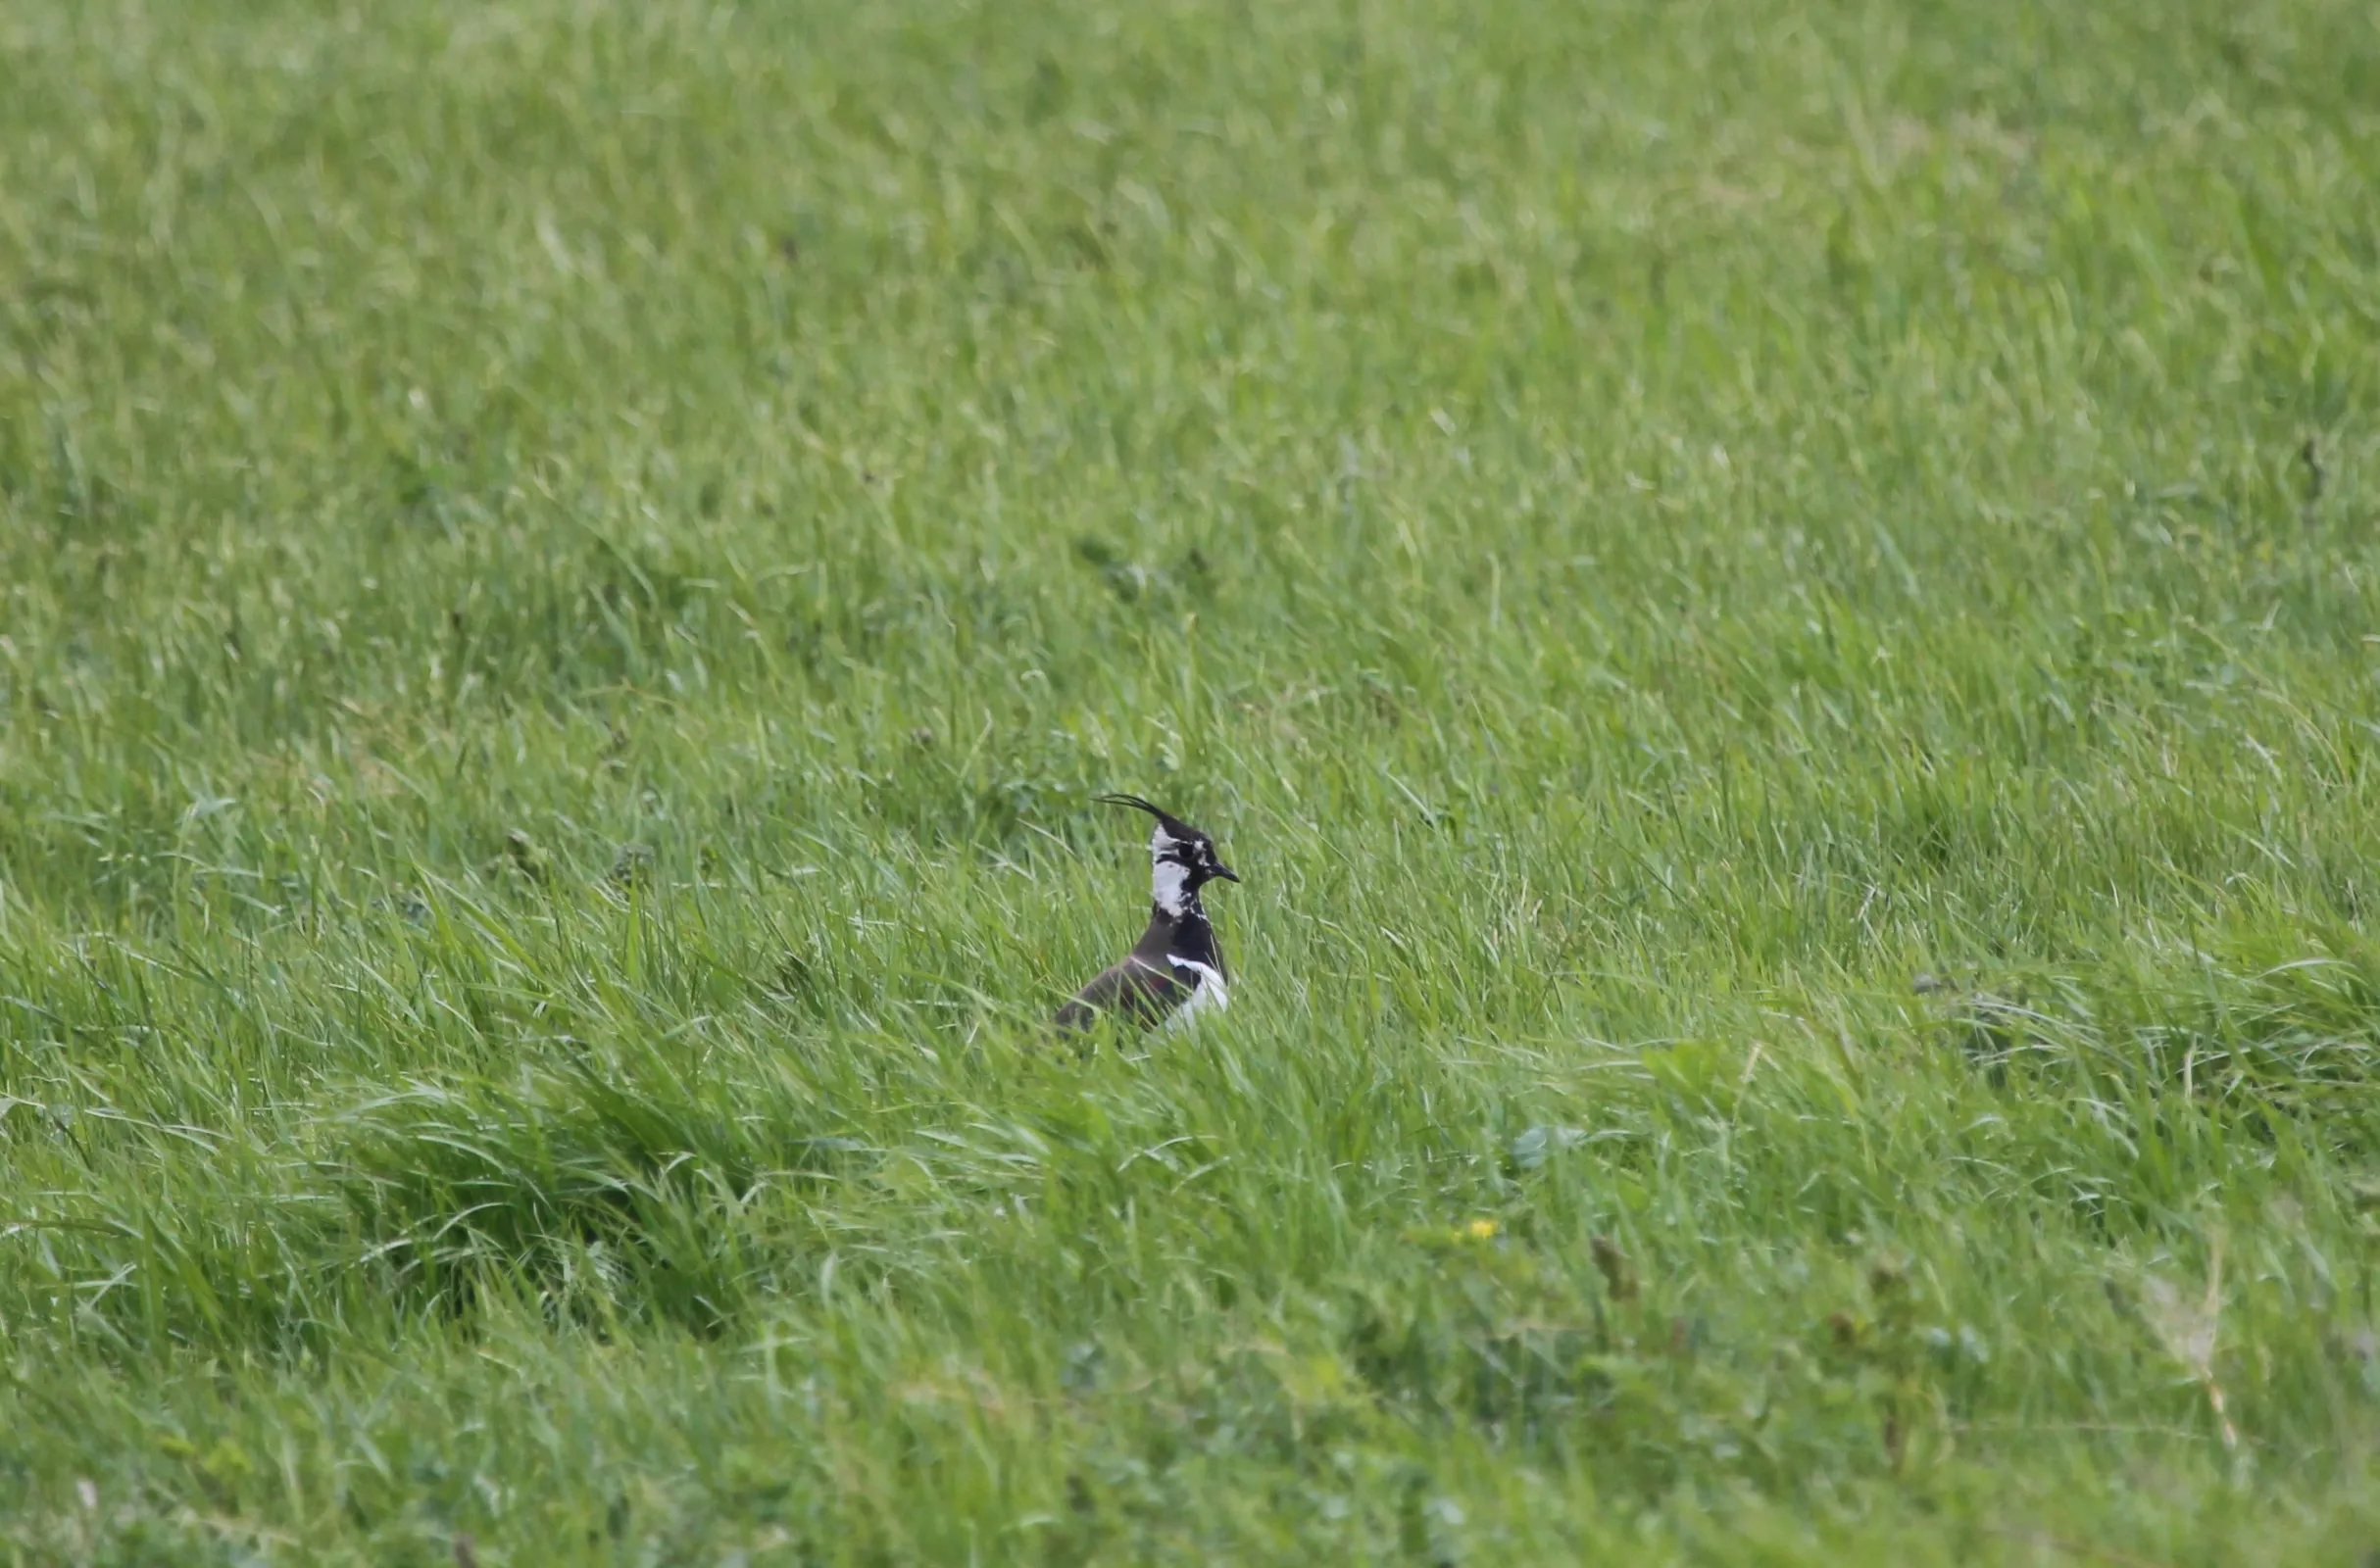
4, 0, 2380, 1560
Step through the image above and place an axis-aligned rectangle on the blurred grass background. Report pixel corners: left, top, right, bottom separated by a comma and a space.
4, 0, 2380, 1561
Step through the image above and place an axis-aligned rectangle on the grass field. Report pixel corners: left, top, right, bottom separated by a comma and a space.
4, 0, 2380, 1560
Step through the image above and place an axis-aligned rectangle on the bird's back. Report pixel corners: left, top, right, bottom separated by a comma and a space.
1053, 953, 1184, 1032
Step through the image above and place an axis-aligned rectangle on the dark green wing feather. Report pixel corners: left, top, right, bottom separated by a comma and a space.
1054, 956, 1184, 1033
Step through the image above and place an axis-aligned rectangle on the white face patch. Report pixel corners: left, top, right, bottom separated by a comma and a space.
1162, 958, 1229, 1031
1151, 858, 1192, 915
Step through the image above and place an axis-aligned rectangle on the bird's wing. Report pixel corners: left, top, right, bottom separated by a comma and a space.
1054, 956, 1184, 1033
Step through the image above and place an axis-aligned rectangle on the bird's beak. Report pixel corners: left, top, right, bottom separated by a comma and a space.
1213, 863, 1240, 884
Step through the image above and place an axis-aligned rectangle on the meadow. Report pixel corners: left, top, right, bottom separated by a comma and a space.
3, 0, 2380, 1560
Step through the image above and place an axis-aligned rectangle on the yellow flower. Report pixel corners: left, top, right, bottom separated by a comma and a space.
1464, 1218, 1500, 1240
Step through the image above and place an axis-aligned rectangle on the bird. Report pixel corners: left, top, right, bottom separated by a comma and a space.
1055, 794, 1239, 1035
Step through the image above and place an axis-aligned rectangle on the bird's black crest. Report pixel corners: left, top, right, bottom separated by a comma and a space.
1095, 793, 1197, 839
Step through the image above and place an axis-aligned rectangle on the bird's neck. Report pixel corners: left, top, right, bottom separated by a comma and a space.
1149, 895, 1208, 932
1142, 900, 1220, 971
1151, 859, 1198, 919
1146, 859, 1222, 970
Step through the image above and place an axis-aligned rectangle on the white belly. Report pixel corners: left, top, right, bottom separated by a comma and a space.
1164, 958, 1229, 1030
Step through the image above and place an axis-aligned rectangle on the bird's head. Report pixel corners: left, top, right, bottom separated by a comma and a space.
1097, 793, 1238, 913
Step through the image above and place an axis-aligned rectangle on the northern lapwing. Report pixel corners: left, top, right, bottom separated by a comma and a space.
1055, 795, 1238, 1035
